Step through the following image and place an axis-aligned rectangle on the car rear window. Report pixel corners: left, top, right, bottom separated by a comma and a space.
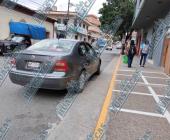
27, 39, 76, 52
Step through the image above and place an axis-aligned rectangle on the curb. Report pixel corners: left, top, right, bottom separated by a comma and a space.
91, 55, 121, 140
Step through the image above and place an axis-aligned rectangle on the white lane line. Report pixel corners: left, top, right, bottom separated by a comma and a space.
120, 108, 165, 118
119, 69, 166, 75
142, 71, 166, 74
115, 80, 167, 87
119, 69, 135, 72
113, 90, 152, 96
116, 74, 169, 79
116, 74, 132, 76
113, 90, 166, 98
144, 76, 169, 79
141, 73, 170, 124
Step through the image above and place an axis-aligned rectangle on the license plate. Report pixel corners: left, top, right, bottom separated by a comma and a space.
27, 62, 40, 69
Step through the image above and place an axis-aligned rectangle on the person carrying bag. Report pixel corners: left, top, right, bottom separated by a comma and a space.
127, 40, 136, 68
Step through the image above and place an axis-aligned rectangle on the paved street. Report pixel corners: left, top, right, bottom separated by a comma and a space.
0, 49, 118, 140
1, 0, 170, 139
0, 48, 170, 140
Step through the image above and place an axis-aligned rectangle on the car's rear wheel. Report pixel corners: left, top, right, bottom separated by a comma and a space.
78, 71, 87, 93
96, 61, 101, 75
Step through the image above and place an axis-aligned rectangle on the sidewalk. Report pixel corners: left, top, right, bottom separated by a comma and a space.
104, 56, 170, 140
46, 55, 170, 140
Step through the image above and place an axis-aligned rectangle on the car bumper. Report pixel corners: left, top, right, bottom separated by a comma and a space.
9, 68, 73, 90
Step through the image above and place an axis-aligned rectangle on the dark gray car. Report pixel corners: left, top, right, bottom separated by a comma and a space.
9, 39, 101, 91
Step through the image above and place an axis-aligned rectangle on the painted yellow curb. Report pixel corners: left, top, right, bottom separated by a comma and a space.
92, 55, 121, 140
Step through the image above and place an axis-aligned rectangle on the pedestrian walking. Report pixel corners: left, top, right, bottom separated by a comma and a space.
140, 40, 150, 67
127, 40, 136, 68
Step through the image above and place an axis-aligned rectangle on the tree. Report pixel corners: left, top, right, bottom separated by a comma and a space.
99, 0, 135, 36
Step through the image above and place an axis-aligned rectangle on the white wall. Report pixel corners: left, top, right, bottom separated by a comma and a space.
0, 6, 54, 41
146, 26, 153, 43
50, 14, 88, 41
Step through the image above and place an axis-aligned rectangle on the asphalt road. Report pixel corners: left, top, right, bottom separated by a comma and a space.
0, 49, 117, 140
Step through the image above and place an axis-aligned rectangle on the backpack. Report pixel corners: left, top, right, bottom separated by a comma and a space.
129, 45, 136, 56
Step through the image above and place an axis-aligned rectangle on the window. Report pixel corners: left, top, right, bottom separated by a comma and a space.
46, 32, 50, 38
83, 24, 85, 28
57, 18, 61, 23
86, 26, 88, 30
75, 35, 78, 40
78, 43, 87, 56
85, 43, 96, 56
63, 19, 68, 25
74, 19, 77, 26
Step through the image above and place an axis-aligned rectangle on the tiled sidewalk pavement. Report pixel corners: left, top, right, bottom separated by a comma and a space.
105, 57, 170, 140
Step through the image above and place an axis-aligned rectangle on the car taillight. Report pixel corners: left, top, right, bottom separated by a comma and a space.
11, 58, 16, 66
54, 60, 68, 72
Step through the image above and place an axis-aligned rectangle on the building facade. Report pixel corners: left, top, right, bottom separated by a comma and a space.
48, 11, 91, 41
86, 14, 101, 43
0, 3, 56, 42
133, 0, 170, 74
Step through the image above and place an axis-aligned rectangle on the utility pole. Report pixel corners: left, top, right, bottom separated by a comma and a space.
65, 0, 71, 38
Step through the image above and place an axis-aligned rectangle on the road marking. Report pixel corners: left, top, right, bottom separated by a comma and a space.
120, 108, 165, 118
113, 90, 152, 96
142, 71, 170, 78
113, 90, 166, 98
115, 80, 167, 87
144, 76, 169, 79
119, 69, 168, 76
119, 69, 135, 72
116, 74, 169, 80
116, 74, 132, 76
142, 71, 166, 74
141, 73, 170, 124
92, 56, 121, 140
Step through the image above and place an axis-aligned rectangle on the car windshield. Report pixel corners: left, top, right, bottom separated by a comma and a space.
27, 39, 76, 53
11, 36, 24, 43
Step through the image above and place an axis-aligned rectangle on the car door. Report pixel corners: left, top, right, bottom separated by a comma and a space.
78, 43, 93, 75
85, 43, 99, 74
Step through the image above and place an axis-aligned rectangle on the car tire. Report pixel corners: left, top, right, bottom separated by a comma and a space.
77, 71, 87, 93
95, 61, 101, 75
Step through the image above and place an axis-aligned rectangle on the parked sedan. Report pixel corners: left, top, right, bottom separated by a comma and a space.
115, 41, 122, 49
9, 39, 101, 92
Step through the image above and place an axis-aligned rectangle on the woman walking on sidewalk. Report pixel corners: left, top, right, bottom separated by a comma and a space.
127, 40, 136, 68
140, 40, 150, 67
